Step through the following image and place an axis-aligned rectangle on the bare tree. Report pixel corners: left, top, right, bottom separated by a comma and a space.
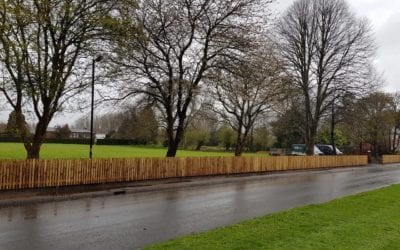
357, 92, 395, 158
0, 1, 132, 158
209, 47, 283, 156
109, 0, 269, 157
390, 92, 400, 153
276, 0, 376, 155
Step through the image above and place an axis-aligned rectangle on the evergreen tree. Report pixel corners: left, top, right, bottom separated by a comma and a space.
6, 111, 26, 137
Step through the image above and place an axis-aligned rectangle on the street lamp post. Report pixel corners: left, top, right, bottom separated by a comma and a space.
330, 83, 337, 155
90, 56, 103, 159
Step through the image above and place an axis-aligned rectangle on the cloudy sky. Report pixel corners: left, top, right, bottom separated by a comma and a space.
1, 0, 399, 125
272, 0, 400, 92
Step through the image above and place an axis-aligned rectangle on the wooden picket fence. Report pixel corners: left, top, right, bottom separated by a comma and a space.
382, 155, 400, 164
0, 155, 367, 190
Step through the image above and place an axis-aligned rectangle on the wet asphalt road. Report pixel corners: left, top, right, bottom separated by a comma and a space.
1, 164, 400, 250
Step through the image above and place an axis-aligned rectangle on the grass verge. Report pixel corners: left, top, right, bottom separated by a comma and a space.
147, 184, 400, 249
0, 143, 262, 159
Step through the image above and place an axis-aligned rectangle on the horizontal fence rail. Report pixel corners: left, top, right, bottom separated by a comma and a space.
0, 155, 367, 190
382, 155, 400, 164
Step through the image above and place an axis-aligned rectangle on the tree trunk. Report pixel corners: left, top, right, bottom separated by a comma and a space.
26, 117, 50, 159
305, 124, 317, 155
195, 141, 203, 151
14, 109, 42, 159
166, 129, 179, 157
392, 127, 398, 153
234, 130, 245, 156
234, 140, 243, 156
165, 114, 177, 157
249, 127, 254, 152
373, 141, 378, 159
166, 142, 179, 157
24, 129, 46, 159
304, 94, 315, 156
26, 143, 42, 159
305, 140, 313, 155
165, 117, 186, 157
331, 100, 337, 155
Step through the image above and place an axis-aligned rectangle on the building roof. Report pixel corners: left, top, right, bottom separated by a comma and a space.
46, 127, 93, 133
70, 128, 92, 133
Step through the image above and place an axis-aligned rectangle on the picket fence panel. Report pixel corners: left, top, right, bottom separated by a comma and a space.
382, 155, 400, 164
0, 155, 368, 190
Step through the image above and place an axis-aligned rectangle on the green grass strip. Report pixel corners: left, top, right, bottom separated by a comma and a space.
0, 143, 262, 159
147, 184, 400, 250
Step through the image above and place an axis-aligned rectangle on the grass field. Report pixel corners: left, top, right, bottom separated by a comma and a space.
0, 142, 262, 159
147, 184, 400, 249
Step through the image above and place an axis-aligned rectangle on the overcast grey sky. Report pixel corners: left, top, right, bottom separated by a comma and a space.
273, 0, 400, 92
1, 0, 399, 125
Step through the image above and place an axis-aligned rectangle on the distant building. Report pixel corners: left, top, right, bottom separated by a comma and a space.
45, 127, 93, 139
45, 127, 58, 139
70, 128, 93, 139
96, 133, 106, 140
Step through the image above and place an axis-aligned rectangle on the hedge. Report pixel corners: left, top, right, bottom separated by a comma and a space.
45, 138, 91, 144
0, 137, 151, 145
0, 137, 22, 143
0, 137, 90, 144
96, 138, 148, 145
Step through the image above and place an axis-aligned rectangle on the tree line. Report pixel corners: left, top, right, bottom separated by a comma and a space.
0, 0, 389, 159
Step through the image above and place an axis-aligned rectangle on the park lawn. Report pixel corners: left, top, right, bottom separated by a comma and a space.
147, 184, 400, 250
0, 143, 262, 159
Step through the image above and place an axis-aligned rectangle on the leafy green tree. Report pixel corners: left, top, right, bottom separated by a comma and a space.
251, 126, 273, 152
316, 128, 348, 149
182, 103, 218, 150
183, 128, 210, 150
218, 127, 236, 151
0, 122, 6, 133
271, 106, 304, 148
133, 105, 159, 144
112, 105, 159, 144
